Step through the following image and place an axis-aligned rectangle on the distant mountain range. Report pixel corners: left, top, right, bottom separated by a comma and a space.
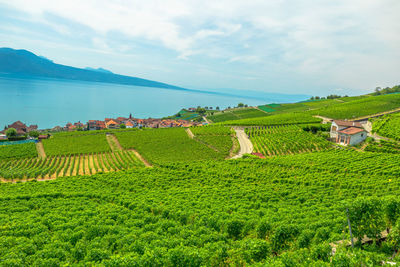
0, 48, 183, 90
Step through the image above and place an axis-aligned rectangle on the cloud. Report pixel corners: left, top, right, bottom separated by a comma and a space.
0, 0, 399, 93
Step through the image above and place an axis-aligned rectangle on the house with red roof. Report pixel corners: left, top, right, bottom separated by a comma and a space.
2, 121, 37, 135
106, 119, 119, 129
330, 120, 367, 146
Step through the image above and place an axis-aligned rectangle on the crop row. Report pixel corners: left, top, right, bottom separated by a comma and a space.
0, 150, 399, 265
246, 125, 332, 156
0, 142, 37, 160
372, 113, 400, 141
43, 134, 111, 156
0, 151, 143, 180
115, 127, 224, 163
220, 112, 322, 126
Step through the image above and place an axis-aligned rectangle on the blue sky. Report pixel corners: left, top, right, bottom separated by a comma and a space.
0, 0, 399, 96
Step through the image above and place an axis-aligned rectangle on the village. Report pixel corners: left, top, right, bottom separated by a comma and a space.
0, 112, 204, 140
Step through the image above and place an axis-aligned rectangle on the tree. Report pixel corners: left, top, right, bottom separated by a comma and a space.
216, 106, 220, 111
5, 128, 17, 138
375, 87, 381, 95
238, 103, 245, 108
120, 124, 126, 129
28, 130, 40, 138
196, 107, 206, 115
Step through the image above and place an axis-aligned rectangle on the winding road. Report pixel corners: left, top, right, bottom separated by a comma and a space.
232, 127, 253, 159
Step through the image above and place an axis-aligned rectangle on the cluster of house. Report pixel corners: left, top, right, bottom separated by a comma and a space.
329, 120, 368, 146
54, 114, 202, 132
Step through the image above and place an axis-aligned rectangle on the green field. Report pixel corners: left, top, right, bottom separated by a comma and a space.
207, 107, 268, 122
311, 94, 400, 119
43, 134, 111, 156
115, 128, 223, 163
220, 112, 322, 126
190, 126, 233, 157
1, 150, 400, 265
1, 89, 400, 265
0, 142, 37, 160
0, 151, 144, 180
372, 113, 400, 141
246, 125, 332, 156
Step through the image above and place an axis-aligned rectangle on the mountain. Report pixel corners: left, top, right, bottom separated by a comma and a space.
84, 67, 113, 74
0, 48, 183, 90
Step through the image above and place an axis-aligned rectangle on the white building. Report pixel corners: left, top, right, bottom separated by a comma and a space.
0, 134, 6, 140
330, 120, 367, 146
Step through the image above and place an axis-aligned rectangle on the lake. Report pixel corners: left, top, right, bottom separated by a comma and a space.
0, 74, 308, 129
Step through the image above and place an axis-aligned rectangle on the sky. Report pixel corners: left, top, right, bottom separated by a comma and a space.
0, 0, 399, 96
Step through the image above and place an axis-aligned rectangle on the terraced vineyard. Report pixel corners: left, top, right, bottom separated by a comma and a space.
115, 127, 223, 163
311, 93, 400, 119
0, 142, 38, 160
43, 134, 111, 156
207, 107, 267, 122
372, 113, 400, 141
1, 150, 400, 265
246, 125, 333, 156
221, 112, 321, 126
0, 151, 143, 180
190, 126, 234, 157
365, 140, 400, 154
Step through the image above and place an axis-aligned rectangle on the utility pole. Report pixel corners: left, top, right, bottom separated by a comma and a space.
346, 208, 354, 248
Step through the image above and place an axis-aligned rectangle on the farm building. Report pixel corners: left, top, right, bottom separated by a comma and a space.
330, 120, 367, 146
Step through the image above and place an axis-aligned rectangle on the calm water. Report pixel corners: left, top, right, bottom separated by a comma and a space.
0, 74, 307, 129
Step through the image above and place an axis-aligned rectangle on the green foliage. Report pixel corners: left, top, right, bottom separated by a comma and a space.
347, 197, 385, 243
43, 134, 111, 156
0, 151, 143, 180
373, 113, 400, 141
220, 112, 321, 126
28, 130, 40, 138
5, 128, 17, 137
246, 124, 332, 156
365, 140, 400, 154
0, 150, 400, 264
119, 123, 126, 129
115, 128, 223, 164
190, 126, 233, 157
311, 94, 400, 119
0, 142, 37, 160
207, 108, 268, 122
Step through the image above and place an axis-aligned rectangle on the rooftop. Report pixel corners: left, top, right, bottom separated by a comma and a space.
338, 126, 366, 135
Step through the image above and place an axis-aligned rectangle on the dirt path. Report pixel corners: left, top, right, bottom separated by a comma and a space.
185, 128, 195, 139
129, 149, 152, 167
36, 142, 46, 159
203, 116, 212, 124
313, 115, 333, 123
106, 134, 123, 151
231, 127, 253, 159
352, 107, 400, 121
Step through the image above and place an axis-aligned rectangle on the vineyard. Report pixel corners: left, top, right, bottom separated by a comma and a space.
246, 125, 333, 156
190, 126, 234, 157
0, 150, 399, 265
115, 127, 224, 163
220, 112, 322, 126
311, 93, 400, 119
0, 142, 38, 160
372, 113, 400, 141
207, 107, 268, 122
0, 150, 143, 180
365, 139, 400, 154
43, 134, 111, 156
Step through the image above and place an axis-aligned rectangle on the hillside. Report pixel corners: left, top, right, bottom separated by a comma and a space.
0, 48, 183, 90
1, 91, 400, 265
